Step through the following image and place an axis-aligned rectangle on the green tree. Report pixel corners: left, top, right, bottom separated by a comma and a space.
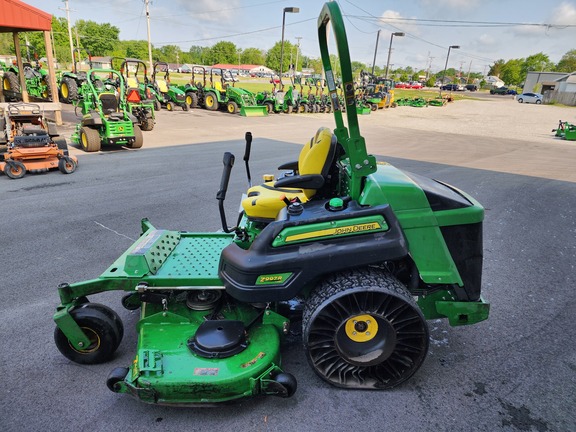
124, 40, 150, 61
522, 52, 554, 74
205, 41, 238, 65
556, 49, 576, 72
155, 45, 182, 63
74, 20, 120, 56
500, 58, 523, 85
240, 48, 265, 65
488, 59, 505, 77
188, 46, 205, 64
265, 40, 295, 73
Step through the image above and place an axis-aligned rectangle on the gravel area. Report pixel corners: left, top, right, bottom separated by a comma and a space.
364, 97, 575, 145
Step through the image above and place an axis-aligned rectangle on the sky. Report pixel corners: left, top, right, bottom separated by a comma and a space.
20, 0, 576, 74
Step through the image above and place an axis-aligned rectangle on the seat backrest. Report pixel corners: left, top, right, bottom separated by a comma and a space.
156, 79, 169, 93
298, 127, 337, 178
99, 92, 118, 114
214, 81, 224, 92
126, 77, 139, 89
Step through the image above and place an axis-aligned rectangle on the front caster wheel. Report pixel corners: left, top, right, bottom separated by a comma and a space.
54, 303, 123, 364
107, 367, 129, 392
303, 269, 429, 389
272, 372, 297, 398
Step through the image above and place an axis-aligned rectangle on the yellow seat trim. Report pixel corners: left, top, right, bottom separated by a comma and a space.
126, 77, 139, 89
241, 127, 336, 220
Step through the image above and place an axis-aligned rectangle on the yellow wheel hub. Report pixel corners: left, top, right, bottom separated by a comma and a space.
344, 314, 378, 342
62, 83, 68, 98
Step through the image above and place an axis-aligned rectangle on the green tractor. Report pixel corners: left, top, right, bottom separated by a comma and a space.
255, 81, 296, 114
2, 47, 52, 101
152, 62, 188, 111
203, 69, 267, 116
53, 2, 489, 405
176, 65, 206, 108
71, 68, 144, 152
553, 120, 576, 141
58, 48, 93, 104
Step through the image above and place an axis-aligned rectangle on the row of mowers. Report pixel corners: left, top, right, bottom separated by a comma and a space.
52, 1, 490, 405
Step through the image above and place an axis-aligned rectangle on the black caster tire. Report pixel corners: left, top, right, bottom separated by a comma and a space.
272, 372, 297, 398
121, 293, 141, 310
58, 156, 77, 174
54, 303, 123, 364
107, 367, 129, 392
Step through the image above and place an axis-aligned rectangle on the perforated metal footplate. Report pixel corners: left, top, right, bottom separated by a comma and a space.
154, 234, 234, 283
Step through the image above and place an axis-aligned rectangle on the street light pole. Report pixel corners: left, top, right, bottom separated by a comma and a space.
441, 45, 460, 87
385, 32, 404, 80
279, 7, 299, 87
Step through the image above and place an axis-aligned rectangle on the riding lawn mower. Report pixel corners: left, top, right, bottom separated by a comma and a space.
0, 103, 76, 179
53, 2, 489, 405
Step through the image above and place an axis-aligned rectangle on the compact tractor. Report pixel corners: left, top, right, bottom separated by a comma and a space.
0, 103, 76, 179
58, 48, 93, 104
203, 69, 267, 116
71, 69, 144, 152
152, 62, 188, 111
2, 47, 52, 101
53, 2, 489, 405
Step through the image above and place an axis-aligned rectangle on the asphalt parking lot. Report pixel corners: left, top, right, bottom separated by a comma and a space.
1, 98, 575, 431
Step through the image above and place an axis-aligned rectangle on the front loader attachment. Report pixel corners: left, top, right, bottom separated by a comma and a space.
240, 105, 268, 117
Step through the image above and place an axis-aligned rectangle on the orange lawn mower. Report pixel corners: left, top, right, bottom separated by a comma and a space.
0, 103, 77, 179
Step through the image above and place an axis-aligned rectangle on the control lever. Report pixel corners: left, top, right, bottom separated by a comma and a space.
217, 152, 235, 233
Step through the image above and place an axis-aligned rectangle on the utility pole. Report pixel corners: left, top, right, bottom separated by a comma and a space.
295, 36, 302, 81
425, 52, 434, 80
371, 29, 380, 76
61, 0, 75, 69
145, 0, 153, 71
466, 60, 472, 84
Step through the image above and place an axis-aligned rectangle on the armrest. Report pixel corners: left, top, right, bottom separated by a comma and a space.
277, 160, 298, 171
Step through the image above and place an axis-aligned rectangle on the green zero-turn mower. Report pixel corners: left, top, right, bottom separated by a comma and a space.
71, 68, 144, 152
53, 2, 489, 405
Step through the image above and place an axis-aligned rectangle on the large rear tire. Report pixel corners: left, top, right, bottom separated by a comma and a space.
303, 268, 429, 390
205, 92, 219, 111
79, 126, 101, 152
128, 125, 143, 149
186, 92, 198, 108
60, 77, 78, 104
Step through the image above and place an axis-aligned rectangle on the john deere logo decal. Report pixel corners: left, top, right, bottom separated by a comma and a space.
272, 216, 388, 247
118, 126, 124, 132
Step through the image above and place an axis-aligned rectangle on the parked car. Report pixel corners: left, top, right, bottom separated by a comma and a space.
465, 84, 478, 91
490, 86, 517, 95
441, 84, 459, 91
516, 92, 543, 104
408, 81, 423, 89
395, 82, 407, 89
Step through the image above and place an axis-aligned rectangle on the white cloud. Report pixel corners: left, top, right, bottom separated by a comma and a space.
419, 0, 481, 10
549, 1, 576, 25
172, 0, 241, 23
379, 10, 419, 35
